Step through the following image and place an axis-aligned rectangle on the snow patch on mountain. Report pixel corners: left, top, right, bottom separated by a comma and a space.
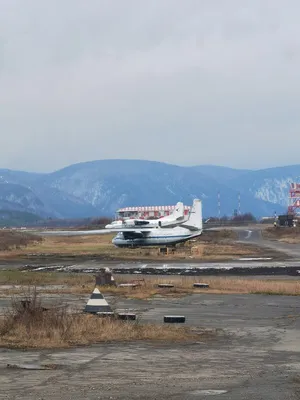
252, 178, 293, 206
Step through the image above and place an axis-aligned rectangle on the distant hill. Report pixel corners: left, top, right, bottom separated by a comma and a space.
0, 159, 295, 222
227, 164, 300, 210
0, 210, 42, 227
190, 165, 250, 182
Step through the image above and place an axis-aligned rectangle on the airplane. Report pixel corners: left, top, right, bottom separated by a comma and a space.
105, 202, 186, 230
109, 199, 203, 248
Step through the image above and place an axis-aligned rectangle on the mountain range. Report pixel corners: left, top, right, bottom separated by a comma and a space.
0, 159, 298, 221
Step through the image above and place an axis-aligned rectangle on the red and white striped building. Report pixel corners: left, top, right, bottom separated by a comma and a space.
116, 205, 191, 219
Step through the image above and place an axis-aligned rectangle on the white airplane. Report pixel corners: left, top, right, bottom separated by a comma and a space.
110, 199, 203, 247
105, 202, 186, 230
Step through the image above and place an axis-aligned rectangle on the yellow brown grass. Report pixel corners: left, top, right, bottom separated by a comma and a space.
199, 229, 238, 242
0, 231, 265, 261
1, 233, 115, 257
0, 270, 93, 286
107, 276, 300, 297
201, 277, 300, 296
1, 271, 300, 298
0, 315, 199, 349
262, 226, 300, 244
0, 289, 200, 349
0, 230, 42, 252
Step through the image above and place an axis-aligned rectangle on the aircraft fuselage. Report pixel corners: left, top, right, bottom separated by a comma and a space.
112, 226, 202, 247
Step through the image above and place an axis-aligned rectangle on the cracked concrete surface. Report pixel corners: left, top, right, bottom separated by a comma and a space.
1, 293, 300, 399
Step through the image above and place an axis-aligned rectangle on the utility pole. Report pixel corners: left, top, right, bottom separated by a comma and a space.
217, 191, 221, 220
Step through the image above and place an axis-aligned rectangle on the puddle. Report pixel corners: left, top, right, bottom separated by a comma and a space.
190, 390, 228, 396
7, 363, 62, 370
238, 257, 272, 261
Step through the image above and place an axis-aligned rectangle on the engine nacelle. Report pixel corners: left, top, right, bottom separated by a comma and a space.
105, 220, 123, 229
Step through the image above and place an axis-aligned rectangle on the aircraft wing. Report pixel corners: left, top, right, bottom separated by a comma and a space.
33, 227, 155, 237
32, 229, 108, 237
106, 227, 154, 232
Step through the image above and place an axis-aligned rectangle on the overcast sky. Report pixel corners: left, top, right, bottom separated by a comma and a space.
0, 0, 299, 172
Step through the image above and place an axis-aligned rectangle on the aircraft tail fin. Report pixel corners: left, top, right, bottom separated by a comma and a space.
181, 199, 202, 231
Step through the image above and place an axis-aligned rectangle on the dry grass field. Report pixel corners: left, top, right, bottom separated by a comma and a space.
1, 271, 300, 298
0, 288, 200, 349
0, 230, 42, 251
0, 315, 200, 349
1, 268, 299, 349
1, 271, 299, 349
262, 226, 300, 244
0, 229, 266, 261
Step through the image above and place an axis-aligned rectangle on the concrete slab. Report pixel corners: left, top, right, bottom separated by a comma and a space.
1, 293, 300, 399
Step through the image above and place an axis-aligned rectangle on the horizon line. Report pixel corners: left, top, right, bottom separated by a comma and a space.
0, 158, 299, 174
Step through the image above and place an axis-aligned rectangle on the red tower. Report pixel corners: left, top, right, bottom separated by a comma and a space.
288, 183, 300, 215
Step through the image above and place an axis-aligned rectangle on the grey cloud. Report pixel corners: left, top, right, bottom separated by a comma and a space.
0, 0, 300, 172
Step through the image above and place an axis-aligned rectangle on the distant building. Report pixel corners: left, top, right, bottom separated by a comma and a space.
260, 216, 276, 223
278, 214, 295, 227
116, 205, 191, 220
